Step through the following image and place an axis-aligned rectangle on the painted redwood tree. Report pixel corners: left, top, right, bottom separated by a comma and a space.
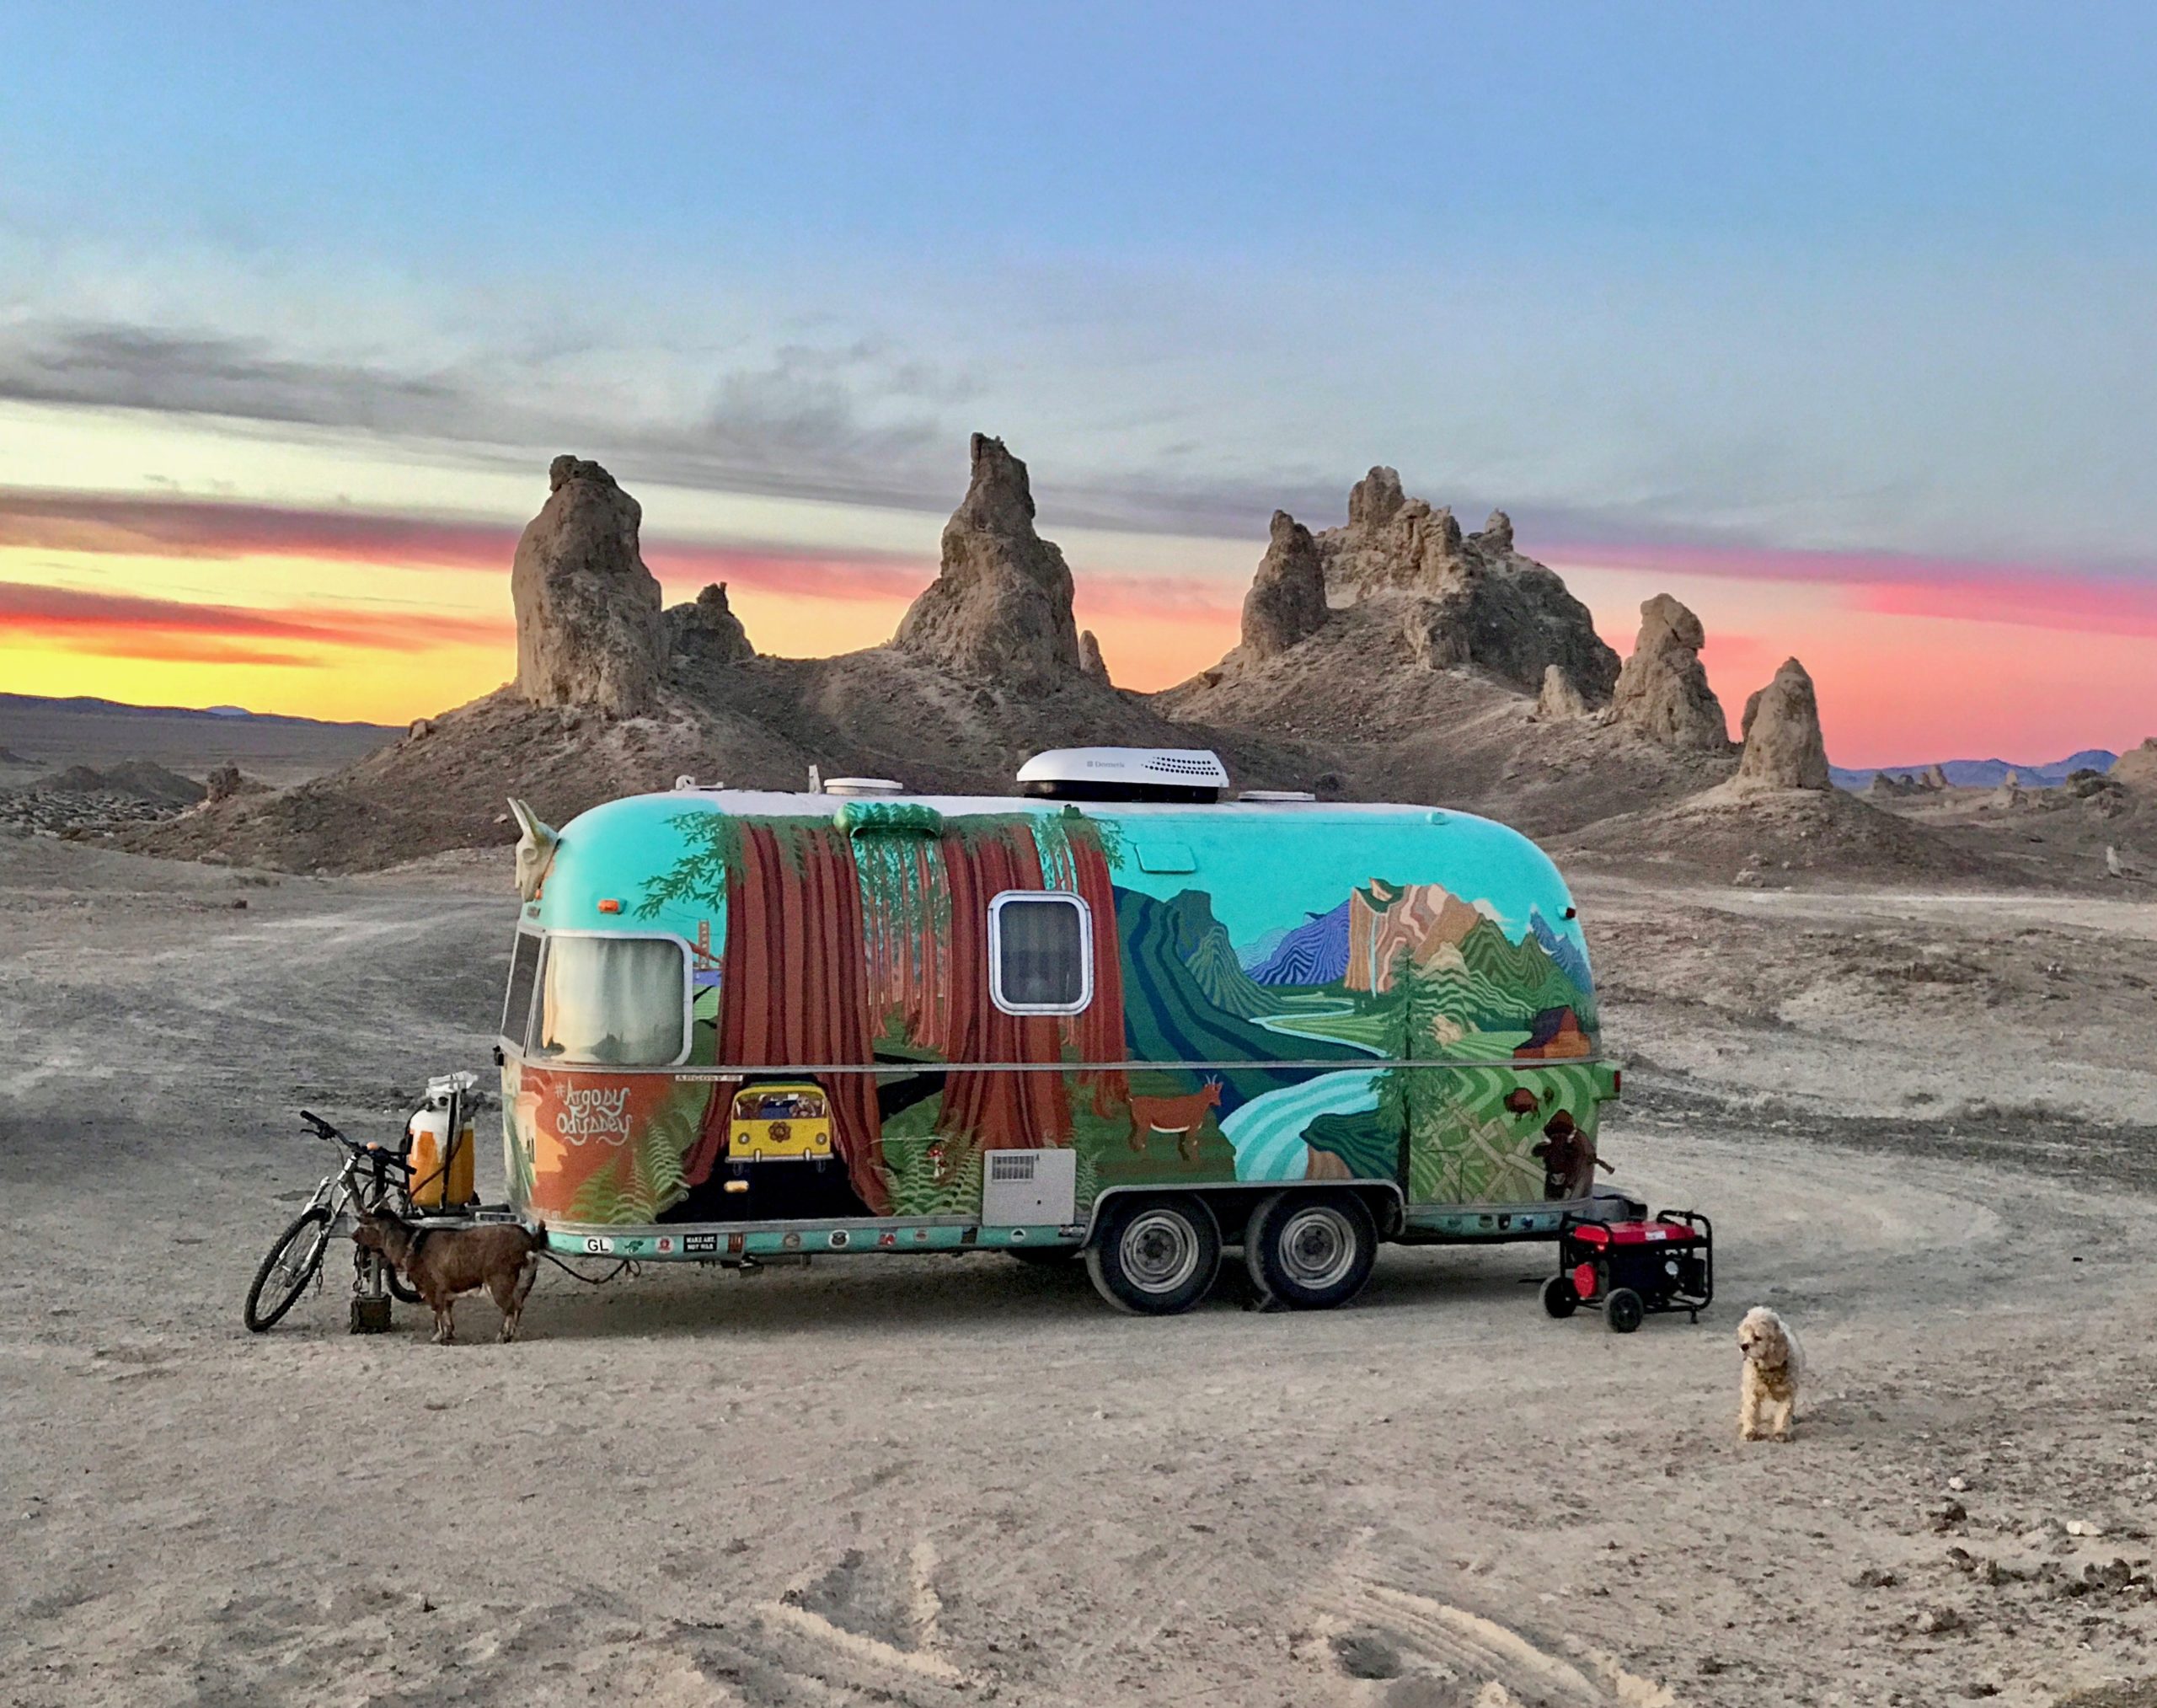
639, 806, 1131, 1218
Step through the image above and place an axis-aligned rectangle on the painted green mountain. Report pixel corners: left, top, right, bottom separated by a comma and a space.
1413, 915, 1596, 1038
1116, 888, 1362, 1112
1162, 890, 1276, 1020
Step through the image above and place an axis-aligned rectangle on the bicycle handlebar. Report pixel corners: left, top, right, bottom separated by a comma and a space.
298, 1110, 410, 1175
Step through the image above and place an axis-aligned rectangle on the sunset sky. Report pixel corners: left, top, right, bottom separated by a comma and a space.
3, 3, 2154, 766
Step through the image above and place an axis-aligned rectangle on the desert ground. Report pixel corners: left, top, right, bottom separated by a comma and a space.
0, 702, 391, 791
3, 827, 2154, 1708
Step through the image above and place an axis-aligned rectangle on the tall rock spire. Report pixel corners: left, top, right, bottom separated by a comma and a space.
1606, 595, 1731, 752
511, 456, 665, 716
1736, 658, 1832, 790
1239, 511, 1330, 659
892, 433, 1083, 683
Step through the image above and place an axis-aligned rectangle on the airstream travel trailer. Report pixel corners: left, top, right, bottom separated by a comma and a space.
496, 748, 1622, 1314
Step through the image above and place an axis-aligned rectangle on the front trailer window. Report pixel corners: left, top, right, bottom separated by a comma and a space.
536, 935, 688, 1065
500, 931, 543, 1047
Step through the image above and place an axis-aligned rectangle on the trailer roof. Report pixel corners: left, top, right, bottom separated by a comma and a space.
594, 787, 1477, 822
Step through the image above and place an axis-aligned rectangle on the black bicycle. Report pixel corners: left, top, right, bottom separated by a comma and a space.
243, 1111, 419, 1331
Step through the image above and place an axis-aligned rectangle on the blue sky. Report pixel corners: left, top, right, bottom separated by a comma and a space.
2, 2, 2154, 758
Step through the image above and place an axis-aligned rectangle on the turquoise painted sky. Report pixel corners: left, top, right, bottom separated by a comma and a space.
3, 3, 2154, 762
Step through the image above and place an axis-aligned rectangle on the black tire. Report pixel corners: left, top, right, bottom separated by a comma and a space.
1542, 1275, 1579, 1319
1085, 1195, 1222, 1315
1605, 1287, 1645, 1335
244, 1205, 333, 1331
1243, 1190, 1378, 1312
1005, 1244, 1082, 1268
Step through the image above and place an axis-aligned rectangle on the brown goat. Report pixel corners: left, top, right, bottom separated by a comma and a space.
355, 1207, 544, 1344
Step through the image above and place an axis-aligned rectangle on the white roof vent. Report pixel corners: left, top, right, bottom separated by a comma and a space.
823, 777, 905, 797
1016, 747, 1228, 804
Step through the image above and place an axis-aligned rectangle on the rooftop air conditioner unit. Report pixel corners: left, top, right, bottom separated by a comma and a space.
1015, 747, 1228, 805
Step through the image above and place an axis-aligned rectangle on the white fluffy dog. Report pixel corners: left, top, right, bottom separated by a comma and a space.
1737, 1306, 1804, 1441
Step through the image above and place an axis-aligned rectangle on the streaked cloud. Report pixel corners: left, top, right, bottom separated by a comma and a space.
1550, 539, 2157, 643
0, 488, 512, 566
0, 323, 470, 434
0, 579, 510, 667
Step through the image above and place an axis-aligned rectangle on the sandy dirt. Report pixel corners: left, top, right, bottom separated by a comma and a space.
3, 833, 2155, 1707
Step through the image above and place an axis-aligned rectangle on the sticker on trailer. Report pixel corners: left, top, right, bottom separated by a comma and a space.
655, 1236, 674, 1254
684, 1234, 719, 1256
583, 1235, 614, 1254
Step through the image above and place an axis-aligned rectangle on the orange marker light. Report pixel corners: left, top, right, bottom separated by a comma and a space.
597, 898, 622, 913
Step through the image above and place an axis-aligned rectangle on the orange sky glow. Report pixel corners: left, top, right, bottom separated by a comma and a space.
5, 484, 2153, 770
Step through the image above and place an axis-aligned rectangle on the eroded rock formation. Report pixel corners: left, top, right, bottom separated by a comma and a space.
1306, 468, 1619, 698
203, 764, 265, 804
1607, 595, 1731, 752
1535, 665, 1591, 720
1078, 629, 1111, 683
893, 434, 1082, 683
1239, 511, 1330, 659
666, 581, 755, 666
1736, 658, 1832, 790
2111, 737, 2157, 793
511, 456, 665, 716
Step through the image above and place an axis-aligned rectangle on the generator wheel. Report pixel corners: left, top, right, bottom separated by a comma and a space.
1086, 1195, 1221, 1315
1242, 1190, 1378, 1311
1541, 1275, 1578, 1319
1605, 1287, 1645, 1334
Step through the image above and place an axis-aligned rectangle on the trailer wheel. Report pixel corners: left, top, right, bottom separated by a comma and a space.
1605, 1287, 1645, 1334
1243, 1190, 1377, 1312
1541, 1275, 1578, 1319
1086, 1195, 1221, 1315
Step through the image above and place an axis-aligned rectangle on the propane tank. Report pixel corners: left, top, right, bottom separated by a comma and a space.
406, 1070, 479, 1210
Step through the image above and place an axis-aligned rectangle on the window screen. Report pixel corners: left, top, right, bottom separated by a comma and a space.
990, 893, 1091, 1014
500, 931, 543, 1047
535, 936, 688, 1065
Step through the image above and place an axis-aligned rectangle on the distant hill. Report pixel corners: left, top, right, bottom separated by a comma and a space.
1832, 750, 2117, 791
0, 693, 392, 733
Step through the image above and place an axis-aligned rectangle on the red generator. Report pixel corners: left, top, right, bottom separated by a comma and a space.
1543, 1211, 1712, 1333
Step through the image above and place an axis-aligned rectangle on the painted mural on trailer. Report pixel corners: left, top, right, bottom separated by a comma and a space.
503, 801, 1608, 1227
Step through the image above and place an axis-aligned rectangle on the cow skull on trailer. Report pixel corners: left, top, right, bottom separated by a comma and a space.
508, 798, 559, 902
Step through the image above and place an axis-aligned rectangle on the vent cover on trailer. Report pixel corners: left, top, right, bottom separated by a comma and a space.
1014, 747, 1228, 804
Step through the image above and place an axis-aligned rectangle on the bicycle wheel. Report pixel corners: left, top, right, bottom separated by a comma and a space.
244, 1205, 333, 1331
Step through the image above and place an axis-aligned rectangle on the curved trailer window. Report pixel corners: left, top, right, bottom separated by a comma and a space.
533, 934, 690, 1066
500, 929, 543, 1049
988, 892, 1092, 1015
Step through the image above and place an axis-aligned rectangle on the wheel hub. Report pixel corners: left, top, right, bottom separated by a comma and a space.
1120, 1210, 1200, 1293
1277, 1206, 1357, 1289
